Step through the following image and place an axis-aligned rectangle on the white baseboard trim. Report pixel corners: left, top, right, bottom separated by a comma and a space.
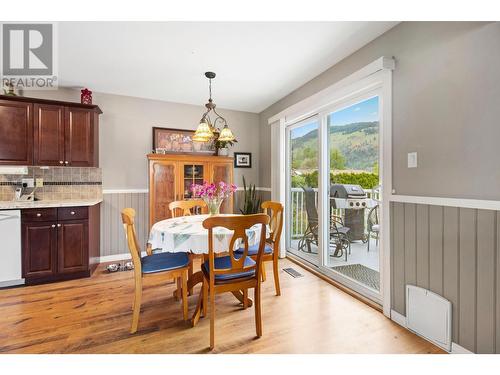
450, 343, 474, 354
99, 253, 131, 263
390, 309, 407, 328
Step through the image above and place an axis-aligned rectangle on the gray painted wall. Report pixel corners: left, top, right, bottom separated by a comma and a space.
259, 22, 500, 200
24, 88, 262, 189
391, 201, 500, 353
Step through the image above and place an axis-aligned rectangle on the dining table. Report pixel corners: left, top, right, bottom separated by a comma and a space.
148, 213, 269, 326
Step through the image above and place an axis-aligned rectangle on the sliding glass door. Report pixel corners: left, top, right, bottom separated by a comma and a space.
285, 92, 383, 302
286, 117, 319, 266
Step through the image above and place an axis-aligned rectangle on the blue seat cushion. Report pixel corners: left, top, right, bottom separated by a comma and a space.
202, 255, 256, 281
234, 242, 273, 256
141, 252, 189, 274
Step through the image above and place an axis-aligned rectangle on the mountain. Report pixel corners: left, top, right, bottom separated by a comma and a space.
291, 121, 379, 171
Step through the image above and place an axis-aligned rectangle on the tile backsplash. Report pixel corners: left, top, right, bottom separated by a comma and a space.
0, 167, 102, 201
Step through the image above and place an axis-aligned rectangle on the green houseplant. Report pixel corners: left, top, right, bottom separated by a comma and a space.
239, 176, 261, 215
214, 138, 237, 156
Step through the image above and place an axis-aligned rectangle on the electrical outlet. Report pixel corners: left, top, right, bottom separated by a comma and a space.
407, 152, 418, 168
21, 178, 34, 188
36, 178, 44, 187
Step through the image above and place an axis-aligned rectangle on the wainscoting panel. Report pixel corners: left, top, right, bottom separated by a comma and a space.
100, 189, 272, 258
101, 192, 149, 257
390, 201, 500, 353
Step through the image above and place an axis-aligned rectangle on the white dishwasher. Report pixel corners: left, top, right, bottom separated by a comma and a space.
0, 210, 24, 287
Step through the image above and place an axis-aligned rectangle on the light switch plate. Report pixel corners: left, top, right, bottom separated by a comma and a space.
407, 152, 418, 168
21, 178, 34, 188
36, 178, 44, 187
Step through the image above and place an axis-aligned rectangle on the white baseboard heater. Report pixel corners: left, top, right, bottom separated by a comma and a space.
406, 285, 452, 351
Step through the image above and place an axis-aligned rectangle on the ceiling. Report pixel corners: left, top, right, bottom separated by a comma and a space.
58, 22, 397, 113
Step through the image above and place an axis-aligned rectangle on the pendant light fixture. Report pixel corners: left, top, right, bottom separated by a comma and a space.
193, 72, 235, 143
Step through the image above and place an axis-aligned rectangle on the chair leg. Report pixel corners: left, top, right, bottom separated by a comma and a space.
261, 263, 267, 282
181, 271, 188, 321
188, 256, 194, 295
131, 277, 142, 334
209, 286, 216, 350
367, 232, 370, 252
255, 284, 262, 337
272, 258, 281, 296
202, 279, 208, 317
175, 277, 181, 301
243, 289, 248, 309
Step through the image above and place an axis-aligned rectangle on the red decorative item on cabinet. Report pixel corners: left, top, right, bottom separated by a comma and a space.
80, 88, 92, 104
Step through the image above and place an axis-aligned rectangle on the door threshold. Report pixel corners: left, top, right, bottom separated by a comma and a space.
286, 254, 383, 313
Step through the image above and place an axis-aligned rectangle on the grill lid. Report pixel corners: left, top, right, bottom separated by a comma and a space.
330, 184, 366, 198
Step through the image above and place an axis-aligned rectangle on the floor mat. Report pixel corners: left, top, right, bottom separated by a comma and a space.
332, 263, 380, 290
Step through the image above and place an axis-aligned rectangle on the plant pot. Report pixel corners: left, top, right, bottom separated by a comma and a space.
218, 147, 229, 156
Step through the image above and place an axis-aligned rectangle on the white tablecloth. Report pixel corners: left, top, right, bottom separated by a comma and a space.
148, 214, 268, 254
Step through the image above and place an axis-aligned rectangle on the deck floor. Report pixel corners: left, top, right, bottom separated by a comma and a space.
0, 258, 443, 354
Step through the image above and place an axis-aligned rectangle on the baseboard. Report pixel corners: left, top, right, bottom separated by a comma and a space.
450, 343, 473, 354
99, 253, 131, 263
390, 309, 407, 328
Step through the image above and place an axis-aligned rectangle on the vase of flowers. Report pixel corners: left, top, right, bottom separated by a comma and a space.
191, 181, 237, 215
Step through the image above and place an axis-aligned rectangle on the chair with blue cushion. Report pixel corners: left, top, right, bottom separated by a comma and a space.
202, 213, 270, 350
235, 201, 284, 296
121, 208, 189, 333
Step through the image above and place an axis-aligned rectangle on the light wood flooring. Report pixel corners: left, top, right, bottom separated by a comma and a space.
0, 258, 444, 354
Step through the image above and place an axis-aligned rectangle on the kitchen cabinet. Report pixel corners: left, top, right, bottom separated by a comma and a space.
148, 154, 234, 227
0, 99, 33, 165
21, 204, 100, 285
0, 95, 102, 167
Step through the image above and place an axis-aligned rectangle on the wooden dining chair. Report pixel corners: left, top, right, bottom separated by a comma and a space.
235, 201, 284, 296
168, 199, 207, 218
121, 208, 190, 333
202, 214, 270, 350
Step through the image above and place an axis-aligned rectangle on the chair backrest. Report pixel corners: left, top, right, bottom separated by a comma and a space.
303, 187, 318, 225
169, 199, 207, 218
121, 208, 142, 273
203, 214, 270, 281
261, 201, 284, 255
367, 204, 379, 228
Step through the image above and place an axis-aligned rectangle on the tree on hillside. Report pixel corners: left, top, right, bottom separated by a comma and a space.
330, 148, 346, 170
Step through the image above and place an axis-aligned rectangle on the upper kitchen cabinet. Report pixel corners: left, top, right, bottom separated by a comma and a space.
65, 107, 99, 167
0, 95, 102, 167
0, 99, 33, 165
34, 103, 65, 166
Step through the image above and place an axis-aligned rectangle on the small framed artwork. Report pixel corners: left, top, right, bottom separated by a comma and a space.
152, 127, 215, 154
234, 152, 252, 168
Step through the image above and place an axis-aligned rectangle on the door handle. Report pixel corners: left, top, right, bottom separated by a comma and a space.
51, 224, 56, 228
57, 223, 61, 227
59, 161, 63, 164
64, 161, 69, 165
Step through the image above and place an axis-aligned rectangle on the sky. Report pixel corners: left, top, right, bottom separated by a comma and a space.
291, 96, 379, 139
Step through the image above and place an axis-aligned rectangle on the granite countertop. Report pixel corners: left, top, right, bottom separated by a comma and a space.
0, 198, 103, 210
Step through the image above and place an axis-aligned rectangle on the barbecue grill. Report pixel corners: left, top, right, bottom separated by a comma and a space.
330, 184, 369, 241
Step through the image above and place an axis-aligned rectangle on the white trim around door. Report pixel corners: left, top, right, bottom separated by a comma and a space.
269, 57, 394, 317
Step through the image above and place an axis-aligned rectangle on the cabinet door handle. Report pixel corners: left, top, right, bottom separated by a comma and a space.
51, 224, 56, 228
59, 160, 63, 164
64, 161, 69, 165
36, 213, 42, 217
57, 223, 61, 227
70, 211, 75, 215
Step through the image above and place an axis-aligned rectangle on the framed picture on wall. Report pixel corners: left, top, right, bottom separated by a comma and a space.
234, 152, 252, 168
152, 127, 215, 154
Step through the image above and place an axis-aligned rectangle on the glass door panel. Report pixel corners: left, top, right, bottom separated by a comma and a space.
286, 118, 319, 266
326, 96, 381, 292
181, 163, 205, 214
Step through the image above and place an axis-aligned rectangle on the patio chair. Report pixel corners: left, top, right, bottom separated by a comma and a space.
366, 204, 379, 252
298, 187, 351, 261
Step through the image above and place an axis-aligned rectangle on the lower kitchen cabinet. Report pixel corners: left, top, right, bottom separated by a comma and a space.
21, 204, 100, 285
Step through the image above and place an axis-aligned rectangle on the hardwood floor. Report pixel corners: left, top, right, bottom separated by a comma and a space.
0, 258, 443, 354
